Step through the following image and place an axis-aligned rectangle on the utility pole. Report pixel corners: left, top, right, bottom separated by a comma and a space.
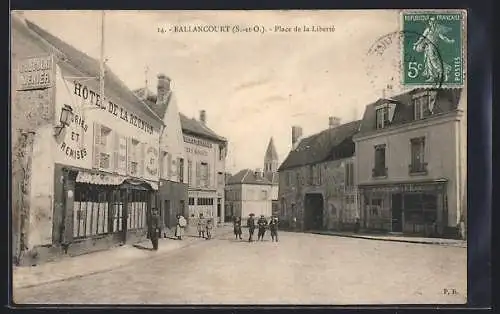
144, 66, 149, 99
99, 10, 106, 109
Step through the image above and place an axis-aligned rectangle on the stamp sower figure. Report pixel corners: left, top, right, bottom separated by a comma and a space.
205, 218, 213, 240
175, 214, 187, 240
149, 208, 161, 250
257, 214, 268, 241
197, 213, 206, 238
269, 215, 279, 242
233, 216, 243, 240
247, 213, 256, 242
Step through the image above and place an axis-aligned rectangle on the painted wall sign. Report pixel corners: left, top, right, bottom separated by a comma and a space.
183, 135, 213, 148
185, 146, 208, 156
59, 106, 89, 160
73, 82, 154, 134
17, 55, 54, 90
145, 146, 159, 176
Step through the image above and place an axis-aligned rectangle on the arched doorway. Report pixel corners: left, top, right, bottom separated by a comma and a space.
304, 193, 324, 230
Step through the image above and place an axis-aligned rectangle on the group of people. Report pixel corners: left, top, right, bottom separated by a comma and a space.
233, 214, 279, 242
196, 213, 214, 240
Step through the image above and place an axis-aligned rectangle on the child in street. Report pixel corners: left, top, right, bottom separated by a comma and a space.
197, 213, 206, 238
205, 218, 213, 240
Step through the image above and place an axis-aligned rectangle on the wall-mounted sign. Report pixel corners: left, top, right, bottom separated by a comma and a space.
73, 81, 154, 135
59, 106, 89, 160
145, 146, 159, 176
185, 146, 208, 156
17, 55, 54, 90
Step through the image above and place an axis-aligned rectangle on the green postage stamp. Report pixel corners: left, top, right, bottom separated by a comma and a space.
401, 10, 466, 87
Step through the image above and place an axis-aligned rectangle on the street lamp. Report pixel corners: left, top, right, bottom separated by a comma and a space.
54, 104, 74, 137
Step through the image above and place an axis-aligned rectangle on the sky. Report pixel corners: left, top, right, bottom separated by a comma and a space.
21, 10, 406, 174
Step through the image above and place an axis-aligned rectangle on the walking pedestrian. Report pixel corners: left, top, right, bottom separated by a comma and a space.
205, 218, 213, 240
257, 215, 268, 241
175, 214, 186, 240
197, 213, 206, 238
269, 215, 279, 242
149, 208, 161, 250
233, 216, 243, 240
247, 213, 256, 242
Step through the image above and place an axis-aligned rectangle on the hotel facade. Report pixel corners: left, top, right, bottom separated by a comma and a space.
12, 15, 168, 265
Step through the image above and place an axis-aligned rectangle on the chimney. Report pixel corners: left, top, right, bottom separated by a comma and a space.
329, 116, 341, 129
291, 126, 303, 150
156, 73, 171, 105
199, 110, 207, 125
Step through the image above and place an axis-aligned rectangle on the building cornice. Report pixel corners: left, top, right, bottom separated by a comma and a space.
354, 110, 464, 142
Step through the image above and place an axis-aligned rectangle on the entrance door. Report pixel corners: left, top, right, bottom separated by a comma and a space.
391, 194, 403, 232
304, 194, 324, 230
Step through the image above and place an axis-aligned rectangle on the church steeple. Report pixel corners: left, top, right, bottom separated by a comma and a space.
264, 137, 279, 174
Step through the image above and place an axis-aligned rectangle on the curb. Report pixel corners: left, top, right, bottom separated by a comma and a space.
310, 232, 467, 248
15, 229, 234, 290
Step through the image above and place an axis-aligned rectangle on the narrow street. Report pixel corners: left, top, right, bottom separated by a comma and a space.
14, 231, 467, 305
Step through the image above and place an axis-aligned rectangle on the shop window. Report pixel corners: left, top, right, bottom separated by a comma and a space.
127, 190, 147, 230
404, 193, 438, 224
370, 198, 382, 215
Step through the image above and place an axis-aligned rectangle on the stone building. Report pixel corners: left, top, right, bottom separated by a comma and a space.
263, 137, 280, 216
278, 118, 360, 231
225, 169, 273, 223
354, 88, 466, 238
180, 111, 228, 224
134, 75, 189, 231
11, 15, 165, 265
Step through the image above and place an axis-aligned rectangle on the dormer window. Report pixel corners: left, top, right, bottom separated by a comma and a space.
375, 103, 396, 129
413, 91, 437, 120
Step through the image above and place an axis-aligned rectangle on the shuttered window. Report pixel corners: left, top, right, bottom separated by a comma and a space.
127, 138, 141, 177
92, 122, 101, 169
93, 122, 114, 171
196, 162, 201, 187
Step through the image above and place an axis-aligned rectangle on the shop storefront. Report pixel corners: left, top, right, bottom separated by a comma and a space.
359, 179, 447, 236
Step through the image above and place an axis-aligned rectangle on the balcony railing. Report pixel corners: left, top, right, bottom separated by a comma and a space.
409, 162, 428, 175
372, 167, 388, 178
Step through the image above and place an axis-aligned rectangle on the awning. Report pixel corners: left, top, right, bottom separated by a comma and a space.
76, 171, 158, 190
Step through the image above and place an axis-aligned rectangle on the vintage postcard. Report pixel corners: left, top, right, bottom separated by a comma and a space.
11, 10, 467, 305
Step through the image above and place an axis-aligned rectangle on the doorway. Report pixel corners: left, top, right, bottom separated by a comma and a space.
304, 193, 324, 230
391, 194, 403, 232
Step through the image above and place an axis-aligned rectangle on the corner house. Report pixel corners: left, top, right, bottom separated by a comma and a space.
19, 20, 164, 261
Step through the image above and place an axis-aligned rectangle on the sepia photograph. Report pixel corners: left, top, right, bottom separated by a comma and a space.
11, 9, 468, 305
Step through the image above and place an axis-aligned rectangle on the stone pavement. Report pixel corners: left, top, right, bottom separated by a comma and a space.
310, 230, 467, 248
14, 231, 467, 305
13, 225, 233, 290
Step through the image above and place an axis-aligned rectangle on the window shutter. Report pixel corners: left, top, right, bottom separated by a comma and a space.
126, 137, 133, 175
167, 153, 172, 179
207, 163, 211, 188
92, 122, 101, 169
196, 162, 201, 187
139, 142, 146, 177
112, 132, 120, 173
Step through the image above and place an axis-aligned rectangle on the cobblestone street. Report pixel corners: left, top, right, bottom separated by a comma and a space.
14, 231, 467, 305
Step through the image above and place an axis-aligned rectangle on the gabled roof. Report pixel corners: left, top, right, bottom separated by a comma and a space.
357, 88, 462, 135
264, 171, 279, 185
264, 137, 279, 161
24, 19, 163, 124
227, 169, 273, 186
179, 113, 227, 143
133, 88, 227, 143
278, 120, 361, 171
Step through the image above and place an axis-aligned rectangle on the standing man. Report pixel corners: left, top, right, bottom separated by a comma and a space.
149, 208, 161, 251
269, 215, 279, 242
247, 213, 256, 242
197, 213, 206, 238
257, 214, 268, 241
205, 218, 213, 240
